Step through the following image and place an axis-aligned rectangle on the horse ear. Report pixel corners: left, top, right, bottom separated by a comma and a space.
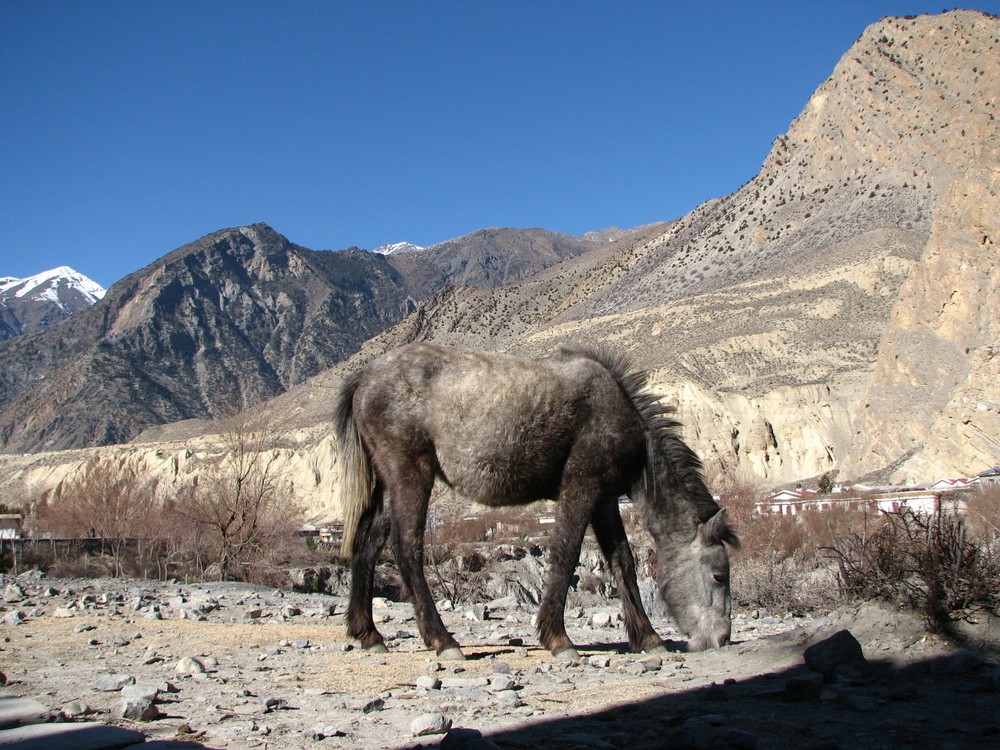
703, 508, 740, 549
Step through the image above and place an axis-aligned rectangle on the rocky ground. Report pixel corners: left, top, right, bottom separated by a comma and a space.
1, 571, 999, 749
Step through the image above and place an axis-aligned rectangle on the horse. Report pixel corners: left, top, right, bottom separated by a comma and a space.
334, 342, 738, 659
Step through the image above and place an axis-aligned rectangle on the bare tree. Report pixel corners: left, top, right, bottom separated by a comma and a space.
179, 409, 301, 581
42, 459, 154, 575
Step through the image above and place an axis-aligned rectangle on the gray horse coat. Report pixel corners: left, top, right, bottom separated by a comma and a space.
336, 342, 737, 658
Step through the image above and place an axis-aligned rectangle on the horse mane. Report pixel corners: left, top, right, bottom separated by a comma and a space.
557, 345, 723, 526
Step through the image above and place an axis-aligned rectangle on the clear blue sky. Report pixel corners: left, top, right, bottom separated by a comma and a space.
2, 1, 995, 289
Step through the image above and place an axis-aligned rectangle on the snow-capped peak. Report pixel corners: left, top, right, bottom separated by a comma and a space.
0, 266, 106, 305
372, 242, 425, 256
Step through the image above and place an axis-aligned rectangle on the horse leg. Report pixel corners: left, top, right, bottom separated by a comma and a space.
536, 488, 594, 658
590, 500, 665, 653
345, 486, 391, 652
384, 458, 464, 660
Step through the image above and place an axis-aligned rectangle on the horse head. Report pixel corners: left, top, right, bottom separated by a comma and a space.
657, 508, 739, 651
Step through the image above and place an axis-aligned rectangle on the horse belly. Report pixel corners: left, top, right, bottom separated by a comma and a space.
434, 430, 567, 505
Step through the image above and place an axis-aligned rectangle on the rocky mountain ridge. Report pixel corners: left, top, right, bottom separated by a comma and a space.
0, 225, 599, 452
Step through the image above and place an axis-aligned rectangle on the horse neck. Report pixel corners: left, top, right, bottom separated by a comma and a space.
637, 448, 715, 543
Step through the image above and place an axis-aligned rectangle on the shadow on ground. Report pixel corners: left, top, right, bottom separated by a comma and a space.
414, 648, 999, 750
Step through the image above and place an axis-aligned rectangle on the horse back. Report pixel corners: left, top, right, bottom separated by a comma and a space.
351, 343, 645, 504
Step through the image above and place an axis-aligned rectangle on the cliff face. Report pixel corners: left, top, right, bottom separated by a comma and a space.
307, 11, 999, 487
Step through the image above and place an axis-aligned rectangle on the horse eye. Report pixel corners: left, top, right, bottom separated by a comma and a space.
713, 572, 727, 585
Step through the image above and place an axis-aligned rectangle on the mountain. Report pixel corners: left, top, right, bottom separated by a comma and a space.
0, 266, 105, 339
290, 10, 999, 488
384, 227, 605, 299
0, 224, 415, 451
0, 11, 995, 517
0, 224, 600, 452
373, 242, 424, 255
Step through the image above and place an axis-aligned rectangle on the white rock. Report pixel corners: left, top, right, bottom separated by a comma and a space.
410, 712, 452, 737
175, 656, 206, 674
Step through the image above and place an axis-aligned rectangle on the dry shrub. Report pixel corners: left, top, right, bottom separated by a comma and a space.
965, 485, 1000, 540
826, 502, 1000, 631
714, 473, 846, 613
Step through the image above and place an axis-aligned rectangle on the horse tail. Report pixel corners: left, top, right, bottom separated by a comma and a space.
335, 371, 375, 557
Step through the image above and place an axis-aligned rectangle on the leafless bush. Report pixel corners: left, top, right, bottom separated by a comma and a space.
714, 473, 844, 613
176, 410, 303, 583
825, 505, 1000, 631
28, 460, 155, 576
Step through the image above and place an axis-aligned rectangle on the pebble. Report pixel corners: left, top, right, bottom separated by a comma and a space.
91, 673, 135, 691
416, 674, 441, 690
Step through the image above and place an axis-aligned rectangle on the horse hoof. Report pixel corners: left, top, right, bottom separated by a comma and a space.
553, 646, 580, 661
365, 642, 389, 654
642, 643, 668, 655
438, 647, 466, 661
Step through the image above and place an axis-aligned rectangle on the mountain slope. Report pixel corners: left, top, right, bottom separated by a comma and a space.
0, 224, 605, 453
385, 226, 603, 299
0, 224, 413, 451
0, 267, 105, 339
303, 10, 999, 486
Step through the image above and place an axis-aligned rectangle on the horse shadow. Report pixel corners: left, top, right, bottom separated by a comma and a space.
404, 646, 999, 749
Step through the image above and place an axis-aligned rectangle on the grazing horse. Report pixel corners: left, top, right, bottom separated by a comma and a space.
335, 342, 738, 659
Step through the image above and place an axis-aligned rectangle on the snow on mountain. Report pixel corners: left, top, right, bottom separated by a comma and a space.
0, 266, 106, 304
0, 266, 105, 338
372, 242, 424, 256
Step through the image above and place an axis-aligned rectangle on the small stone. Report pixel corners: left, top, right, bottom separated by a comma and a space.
416, 675, 441, 690
492, 658, 512, 674
411, 712, 452, 737
466, 604, 489, 621
92, 673, 136, 691
2, 610, 24, 625
175, 656, 207, 674
61, 700, 92, 718
3, 584, 25, 602
588, 655, 611, 668
259, 696, 288, 711
74, 622, 96, 633
243, 607, 263, 619
489, 674, 517, 691
114, 696, 162, 721
359, 697, 384, 713
440, 676, 490, 689
121, 684, 159, 702
141, 605, 162, 620
804, 630, 866, 680
52, 606, 75, 618
590, 611, 614, 628
441, 727, 505, 750
494, 689, 523, 707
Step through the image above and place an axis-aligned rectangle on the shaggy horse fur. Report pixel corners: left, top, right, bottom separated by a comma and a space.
335, 342, 738, 658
